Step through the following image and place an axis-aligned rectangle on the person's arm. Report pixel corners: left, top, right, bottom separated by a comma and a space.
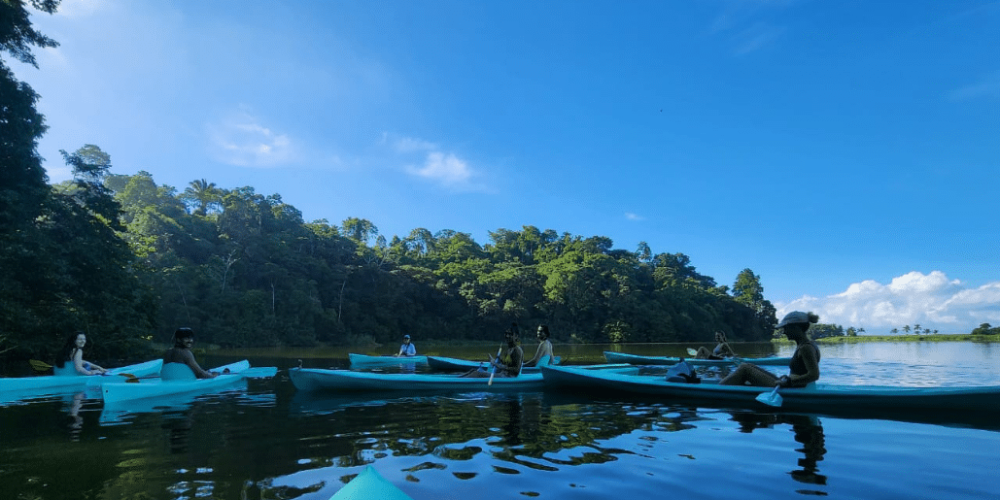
524, 343, 544, 367
407, 343, 417, 356
181, 350, 218, 379
782, 345, 820, 387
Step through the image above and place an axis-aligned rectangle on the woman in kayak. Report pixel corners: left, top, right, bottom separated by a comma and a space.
694, 331, 735, 360
523, 324, 554, 367
162, 328, 218, 379
57, 331, 107, 376
463, 323, 524, 378
720, 311, 820, 388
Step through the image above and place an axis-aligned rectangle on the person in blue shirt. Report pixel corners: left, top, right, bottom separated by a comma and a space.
395, 334, 417, 357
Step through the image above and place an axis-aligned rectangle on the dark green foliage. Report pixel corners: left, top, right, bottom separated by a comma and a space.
106, 176, 778, 347
970, 323, 1000, 336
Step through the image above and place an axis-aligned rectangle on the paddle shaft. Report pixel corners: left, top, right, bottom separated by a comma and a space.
487, 344, 503, 386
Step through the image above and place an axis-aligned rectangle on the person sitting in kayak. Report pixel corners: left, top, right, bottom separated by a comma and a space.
523, 324, 555, 367
162, 327, 218, 379
395, 334, 417, 357
720, 311, 820, 388
56, 331, 107, 376
694, 331, 735, 360
463, 324, 524, 378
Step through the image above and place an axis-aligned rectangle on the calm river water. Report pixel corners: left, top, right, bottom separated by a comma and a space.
1, 341, 997, 499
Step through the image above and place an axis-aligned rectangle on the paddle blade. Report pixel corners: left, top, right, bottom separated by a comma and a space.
756, 387, 783, 407
29, 359, 53, 372
686, 348, 698, 356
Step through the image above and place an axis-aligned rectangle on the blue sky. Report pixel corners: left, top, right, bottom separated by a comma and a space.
11, 0, 1000, 334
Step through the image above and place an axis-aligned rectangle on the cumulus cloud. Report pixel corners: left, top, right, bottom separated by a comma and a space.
777, 271, 1000, 334
407, 152, 473, 187
390, 135, 483, 191
206, 109, 296, 167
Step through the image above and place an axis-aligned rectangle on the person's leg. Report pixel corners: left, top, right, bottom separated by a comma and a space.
695, 347, 711, 359
719, 363, 779, 386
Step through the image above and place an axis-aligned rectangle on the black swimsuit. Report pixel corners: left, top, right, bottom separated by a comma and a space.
788, 341, 820, 378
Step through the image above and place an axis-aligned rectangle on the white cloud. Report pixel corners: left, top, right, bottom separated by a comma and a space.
625, 212, 644, 221
948, 72, 1000, 102
206, 108, 296, 167
387, 134, 484, 191
407, 152, 472, 187
777, 271, 1000, 334
394, 137, 437, 153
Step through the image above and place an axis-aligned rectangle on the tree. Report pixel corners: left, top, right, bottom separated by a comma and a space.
902, 325, 911, 334
181, 178, 221, 216
732, 269, 765, 314
342, 217, 378, 245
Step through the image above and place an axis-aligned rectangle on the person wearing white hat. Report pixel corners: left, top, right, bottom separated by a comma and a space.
395, 334, 417, 357
720, 311, 821, 387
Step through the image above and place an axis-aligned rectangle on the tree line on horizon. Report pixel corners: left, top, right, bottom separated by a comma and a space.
1, 1, 778, 364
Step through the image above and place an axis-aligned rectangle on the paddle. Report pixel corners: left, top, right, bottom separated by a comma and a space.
30, 359, 135, 379
756, 386, 783, 407
29, 359, 53, 372
487, 344, 503, 386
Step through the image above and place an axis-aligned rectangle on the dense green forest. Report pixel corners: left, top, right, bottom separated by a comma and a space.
0, 1, 777, 363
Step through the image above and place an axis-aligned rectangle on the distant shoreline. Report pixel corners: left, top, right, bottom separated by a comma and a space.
775, 334, 998, 344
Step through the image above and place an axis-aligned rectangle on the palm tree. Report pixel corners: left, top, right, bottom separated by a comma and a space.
185, 179, 219, 216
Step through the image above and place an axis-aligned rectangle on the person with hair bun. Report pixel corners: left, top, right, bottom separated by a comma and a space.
720, 311, 821, 388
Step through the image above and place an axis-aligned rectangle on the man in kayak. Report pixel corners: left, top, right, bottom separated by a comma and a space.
395, 334, 417, 357
719, 311, 821, 388
163, 328, 219, 379
523, 324, 555, 367
462, 323, 524, 378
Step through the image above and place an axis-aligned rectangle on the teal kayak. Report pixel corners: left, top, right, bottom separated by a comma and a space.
427, 355, 562, 372
541, 364, 1000, 413
0, 359, 164, 404
603, 351, 791, 366
291, 364, 637, 393
348, 353, 428, 367
291, 367, 544, 392
101, 360, 277, 403
330, 466, 413, 500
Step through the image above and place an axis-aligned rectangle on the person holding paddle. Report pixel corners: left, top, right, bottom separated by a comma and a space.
694, 331, 735, 360
720, 311, 821, 388
163, 327, 218, 379
395, 334, 417, 357
56, 331, 107, 376
523, 324, 555, 367
462, 323, 524, 378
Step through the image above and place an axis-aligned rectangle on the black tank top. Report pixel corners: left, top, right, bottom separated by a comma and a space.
789, 341, 820, 376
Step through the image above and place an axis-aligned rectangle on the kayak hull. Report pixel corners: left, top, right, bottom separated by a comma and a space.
427, 355, 562, 372
603, 351, 791, 366
541, 364, 1000, 413
101, 360, 275, 403
348, 353, 428, 368
0, 359, 164, 403
290, 367, 545, 392
331, 465, 413, 500
290, 364, 636, 393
